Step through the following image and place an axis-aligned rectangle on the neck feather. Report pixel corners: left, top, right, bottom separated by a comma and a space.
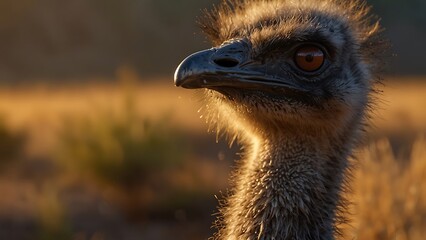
216, 132, 352, 240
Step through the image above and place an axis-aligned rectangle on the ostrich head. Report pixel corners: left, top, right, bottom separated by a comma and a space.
175, 0, 385, 143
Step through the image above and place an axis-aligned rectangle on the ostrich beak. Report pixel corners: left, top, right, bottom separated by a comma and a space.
174, 39, 251, 89
174, 48, 220, 89
174, 40, 303, 91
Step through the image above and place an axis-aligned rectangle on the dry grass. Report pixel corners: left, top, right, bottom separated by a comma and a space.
0, 75, 424, 239
340, 136, 426, 240
372, 78, 426, 133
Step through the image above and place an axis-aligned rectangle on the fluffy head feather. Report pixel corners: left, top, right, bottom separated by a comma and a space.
197, 0, 387, 145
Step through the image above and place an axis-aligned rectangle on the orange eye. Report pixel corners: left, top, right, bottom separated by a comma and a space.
294, 46, 325, 72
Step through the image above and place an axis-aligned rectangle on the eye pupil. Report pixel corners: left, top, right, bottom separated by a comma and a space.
305, 55, 314, 62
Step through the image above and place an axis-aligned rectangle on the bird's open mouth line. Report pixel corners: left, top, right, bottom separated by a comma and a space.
207, 73, 308, 92
203, 73, 319, 106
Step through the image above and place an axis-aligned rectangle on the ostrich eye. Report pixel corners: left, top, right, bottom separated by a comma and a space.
294, 46, 325, 72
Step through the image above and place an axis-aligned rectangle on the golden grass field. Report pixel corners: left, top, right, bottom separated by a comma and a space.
0, 72, 424, 239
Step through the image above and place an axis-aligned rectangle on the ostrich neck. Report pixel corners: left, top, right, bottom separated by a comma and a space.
220, 132, 351, 240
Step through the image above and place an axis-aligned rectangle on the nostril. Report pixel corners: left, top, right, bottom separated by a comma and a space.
213, 58, 239, 68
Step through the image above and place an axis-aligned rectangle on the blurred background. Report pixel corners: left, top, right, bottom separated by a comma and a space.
0, 0, 425, 239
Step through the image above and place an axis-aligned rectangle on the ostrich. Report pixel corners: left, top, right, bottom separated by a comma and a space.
174, 0, 385, 239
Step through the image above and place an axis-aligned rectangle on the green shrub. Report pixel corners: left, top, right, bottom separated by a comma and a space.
0, 116, 25, 170
58, 99, 187, 187
37, 186, 72, 240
